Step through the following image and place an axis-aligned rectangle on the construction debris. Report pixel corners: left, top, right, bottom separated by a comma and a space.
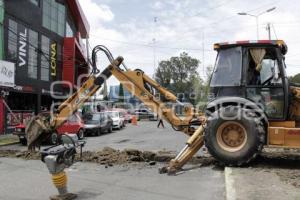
0, 147, 215, 167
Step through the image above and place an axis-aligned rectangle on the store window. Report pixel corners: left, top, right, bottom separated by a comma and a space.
41, 35, 50, 81
7, 19, 18, 61
29, 0, 39, 6
28, 29, 38, 79
66, 21, 74, 37
42, 0, 65, 36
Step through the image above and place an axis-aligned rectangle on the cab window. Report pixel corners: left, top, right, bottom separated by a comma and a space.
246, 48, 285, 119
211, 47, 242, 87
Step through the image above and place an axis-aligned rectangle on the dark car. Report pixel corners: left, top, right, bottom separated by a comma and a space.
134, 109, 157, 121
83, 112, 113, 136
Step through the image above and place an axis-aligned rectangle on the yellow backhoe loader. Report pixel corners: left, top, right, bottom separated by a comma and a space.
26, 41, 300, 200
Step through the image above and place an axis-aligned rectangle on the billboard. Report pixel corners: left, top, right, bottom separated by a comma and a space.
0, 60, 15, 88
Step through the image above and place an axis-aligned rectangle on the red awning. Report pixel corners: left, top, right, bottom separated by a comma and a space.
63, 37, 89, 87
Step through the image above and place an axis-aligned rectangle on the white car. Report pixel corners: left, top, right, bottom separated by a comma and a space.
107, 111, 125, 130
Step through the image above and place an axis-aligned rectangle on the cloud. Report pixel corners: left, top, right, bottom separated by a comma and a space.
78, 0, 300, 86
79, 0, 114, 25
152, 1, 164, 10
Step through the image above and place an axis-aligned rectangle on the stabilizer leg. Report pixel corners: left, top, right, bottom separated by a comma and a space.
159, 125, 205, 175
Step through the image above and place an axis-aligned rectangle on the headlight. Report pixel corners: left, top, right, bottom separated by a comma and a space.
16, 128, 22, 132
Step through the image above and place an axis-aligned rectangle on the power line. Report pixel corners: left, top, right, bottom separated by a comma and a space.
89, 34, 213, 52
173, 0, 282, 42
193, 0, 236, 17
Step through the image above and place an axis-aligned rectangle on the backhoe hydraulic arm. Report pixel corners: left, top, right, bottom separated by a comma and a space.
26, 46, 206, 199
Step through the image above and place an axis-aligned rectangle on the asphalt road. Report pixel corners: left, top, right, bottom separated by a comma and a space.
0, 121, 202, 154
0, 158, 225, 200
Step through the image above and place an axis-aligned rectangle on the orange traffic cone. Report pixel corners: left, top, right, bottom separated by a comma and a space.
131, 115, 138, 126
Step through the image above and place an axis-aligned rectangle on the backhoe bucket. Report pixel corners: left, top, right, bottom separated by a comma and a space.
26, 115, 51, 150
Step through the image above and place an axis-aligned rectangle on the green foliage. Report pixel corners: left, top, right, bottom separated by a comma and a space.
118, 83, 124, 103
289, 73, 300, 84
154, 52, 212, 105
100, 80, 109, 100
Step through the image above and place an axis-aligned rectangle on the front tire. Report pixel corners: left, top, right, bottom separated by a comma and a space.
77, 129, 85, 140
108, 125, 113, 133
20, 138, 27, 146
50, 132, 58, 145
205, 106, 265, 166
96, 129, 101, 136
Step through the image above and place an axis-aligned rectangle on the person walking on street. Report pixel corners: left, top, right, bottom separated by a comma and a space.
157, 118, 165, 128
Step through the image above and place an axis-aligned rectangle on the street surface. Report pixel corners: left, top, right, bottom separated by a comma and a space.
0, 121, 299, 200
0, 121, 199, 153
0, 158, 225, 200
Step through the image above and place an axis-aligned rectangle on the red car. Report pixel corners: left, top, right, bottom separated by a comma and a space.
13, 113, 85, 145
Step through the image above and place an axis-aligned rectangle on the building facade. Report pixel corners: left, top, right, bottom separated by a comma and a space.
109, 85, 141, 106
0, 0, 90, 134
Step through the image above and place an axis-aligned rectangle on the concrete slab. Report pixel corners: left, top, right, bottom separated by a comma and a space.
225, 167, 300, 200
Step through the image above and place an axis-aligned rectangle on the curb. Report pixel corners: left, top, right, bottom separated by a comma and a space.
0, 141, 20, 147
224, 167, 236, 200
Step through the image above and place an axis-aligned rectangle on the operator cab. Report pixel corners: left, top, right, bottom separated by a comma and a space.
210, 40, 289, 120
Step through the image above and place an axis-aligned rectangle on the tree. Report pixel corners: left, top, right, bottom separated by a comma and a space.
289, 73, 300, 84
118, 83, 124, 103
154, 52, 202, 104
100, 80, 109, 100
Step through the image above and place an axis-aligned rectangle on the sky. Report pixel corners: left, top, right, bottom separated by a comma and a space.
78, 0, 300, 87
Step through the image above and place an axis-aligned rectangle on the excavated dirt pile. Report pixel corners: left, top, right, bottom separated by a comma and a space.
0, 147, 215, 167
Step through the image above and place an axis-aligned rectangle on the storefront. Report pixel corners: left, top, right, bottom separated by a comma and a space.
0, 0, 90, 134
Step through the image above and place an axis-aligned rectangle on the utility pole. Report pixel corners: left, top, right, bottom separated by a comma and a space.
202, 29, 205, 77
153, 17, 157, 76
238, 7, 276, 40
266, 23, 271, 39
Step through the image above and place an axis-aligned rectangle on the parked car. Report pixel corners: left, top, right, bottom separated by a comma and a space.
56, 113, 85, 140
134, 109, 158, 121
83, 112, 113, 136
13, 113, 84, 145
14, 123, 27, 145
107, 111, 125, 130
111, 108, 129, 124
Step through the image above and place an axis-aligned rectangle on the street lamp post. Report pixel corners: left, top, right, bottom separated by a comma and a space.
238, 7, 276, 39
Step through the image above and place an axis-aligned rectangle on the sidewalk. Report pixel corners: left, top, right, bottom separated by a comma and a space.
225, 167, 300, 200
0, 134, 19, 146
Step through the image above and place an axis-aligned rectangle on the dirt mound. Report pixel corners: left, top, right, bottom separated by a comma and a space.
0, 147, 215, 168
0, 150, 41, 160
77, 148, 178, 165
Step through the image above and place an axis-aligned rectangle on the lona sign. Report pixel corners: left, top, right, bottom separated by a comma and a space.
51, 43, 57, 77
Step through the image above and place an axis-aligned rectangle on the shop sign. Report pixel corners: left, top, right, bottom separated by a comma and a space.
0, 60, 15, 88
51, 42, 57, 77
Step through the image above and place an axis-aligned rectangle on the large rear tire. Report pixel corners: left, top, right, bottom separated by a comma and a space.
205, 106, 265, 166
